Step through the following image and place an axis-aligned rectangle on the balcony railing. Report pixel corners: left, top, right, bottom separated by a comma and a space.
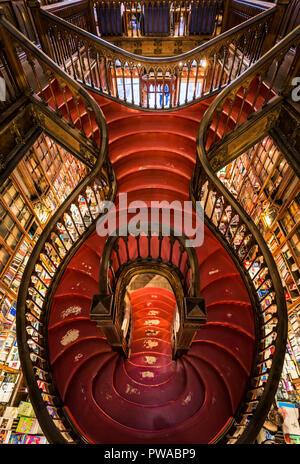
1, 0, 297, 445
42, 0, 225, 38
224, 0, 273, 31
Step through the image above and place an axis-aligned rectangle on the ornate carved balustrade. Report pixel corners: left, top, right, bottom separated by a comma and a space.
30, 2, 276, 109
42, 0, 96, 32
39, 0, 286, 56
277, 0, 300, 40
90, 224, 205, 359
0, 0, 295, 56
43, 0, 295, 42
224, 0, 296, 49
0, 0, 294, 44
223, 0, 272, 30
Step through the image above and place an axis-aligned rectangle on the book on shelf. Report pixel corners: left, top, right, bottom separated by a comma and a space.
3, 406, 18, 419
285, 434, 300, 444
17, 401, 35, 418
0, 417, 14, 430
24, 434, 47, 444
0, 381, 15, 403
7, 360, 20, 370
5, 304, 16, 323
3, 239, 30, 291
7, 432, 47, 444
291, 263, 299, 273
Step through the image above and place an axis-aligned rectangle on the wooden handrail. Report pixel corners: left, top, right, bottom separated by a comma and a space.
40, 2, 276, 63
199, 24, 300, 155
98, 224, 200, 296
42, 0, 97, 34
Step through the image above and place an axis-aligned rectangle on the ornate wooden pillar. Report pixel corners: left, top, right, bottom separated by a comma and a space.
88, 0, 97, 36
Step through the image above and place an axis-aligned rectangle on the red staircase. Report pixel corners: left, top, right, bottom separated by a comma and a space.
46, 94, 257, 443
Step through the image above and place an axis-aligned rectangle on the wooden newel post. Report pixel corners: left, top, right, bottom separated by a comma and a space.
0, 8, 30, 93
27, 0, 54, 59
221, 0, 231, 33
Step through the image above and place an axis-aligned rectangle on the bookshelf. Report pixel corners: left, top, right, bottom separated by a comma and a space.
218, 135, 300, 412
0, 133, 88, 401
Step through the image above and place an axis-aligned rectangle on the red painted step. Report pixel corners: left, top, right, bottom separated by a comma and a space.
92, 352, 205, 430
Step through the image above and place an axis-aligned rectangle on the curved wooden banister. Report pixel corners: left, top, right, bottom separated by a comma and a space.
39, 3, 276, 63
190, 27, 300, 443
97, 224, 201, 296
30, 1, 276, 109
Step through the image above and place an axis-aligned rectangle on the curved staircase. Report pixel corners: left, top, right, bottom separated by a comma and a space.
45, 96, 256, 443
3, 6, 294, 443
